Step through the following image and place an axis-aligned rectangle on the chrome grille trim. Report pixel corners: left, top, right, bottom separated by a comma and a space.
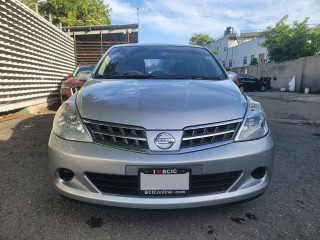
183, 119, 242, 130
83, 119, 149, 152
90, 130, 147, 141
181, 119, 242, 148
183, 129, 235, 141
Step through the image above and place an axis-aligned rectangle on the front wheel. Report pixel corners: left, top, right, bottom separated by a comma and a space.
260, 85, 266, 92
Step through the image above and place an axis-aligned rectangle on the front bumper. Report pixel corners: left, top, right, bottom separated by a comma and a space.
48, 132, 274, 209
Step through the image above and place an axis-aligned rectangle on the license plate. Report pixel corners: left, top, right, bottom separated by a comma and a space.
138, 168, 191, 196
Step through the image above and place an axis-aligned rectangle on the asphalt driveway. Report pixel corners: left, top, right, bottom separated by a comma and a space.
0, 93, 319, 240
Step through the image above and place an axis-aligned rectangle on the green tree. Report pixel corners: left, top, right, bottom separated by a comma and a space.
250, 56, 258, 65
20, 0, 38, 9
260, 15, 320, 61
22, 0, 111, 27
189, 33, 214, 46
48, 0, 111, 26
211, 49, 218, 55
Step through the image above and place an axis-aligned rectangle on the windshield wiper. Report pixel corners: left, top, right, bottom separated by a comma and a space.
190, 76, 222, 80
95, 75, 223, 80
96, 74, 157, 79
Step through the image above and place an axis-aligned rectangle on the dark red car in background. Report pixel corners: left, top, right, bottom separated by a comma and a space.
60, 65, 95, 102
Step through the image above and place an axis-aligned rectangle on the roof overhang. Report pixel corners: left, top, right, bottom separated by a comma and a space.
62, 24, 139, 36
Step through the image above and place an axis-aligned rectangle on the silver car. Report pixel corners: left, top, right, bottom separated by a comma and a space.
48, 44, 274, 209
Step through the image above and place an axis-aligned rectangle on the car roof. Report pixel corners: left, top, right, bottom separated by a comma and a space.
238, 74, 257, 77
112, 43, 205, 49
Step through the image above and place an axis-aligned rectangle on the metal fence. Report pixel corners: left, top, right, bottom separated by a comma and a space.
0, 0, 76, 112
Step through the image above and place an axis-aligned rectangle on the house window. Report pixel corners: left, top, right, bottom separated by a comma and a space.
243, 56, 247, 65
229, 60, 232, 67
251, 54, 255, 61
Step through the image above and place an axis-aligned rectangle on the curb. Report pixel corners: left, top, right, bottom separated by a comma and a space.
0, 113, 30, 123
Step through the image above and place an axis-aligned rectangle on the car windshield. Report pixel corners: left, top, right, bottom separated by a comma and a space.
73, 66, 95, 77
95, 45, 226, 80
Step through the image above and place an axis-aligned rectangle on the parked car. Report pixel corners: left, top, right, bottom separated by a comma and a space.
60, 65, 95, 102
49, 44, 274, 209
237, 74, 267, 92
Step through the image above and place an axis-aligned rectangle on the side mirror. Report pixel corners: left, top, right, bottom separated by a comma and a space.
63, 73, 72, 80
78, 71, 90, 81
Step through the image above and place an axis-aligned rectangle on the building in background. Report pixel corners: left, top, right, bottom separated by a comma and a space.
207, 27, 268, 69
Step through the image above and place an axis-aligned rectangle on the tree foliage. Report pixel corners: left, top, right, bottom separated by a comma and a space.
21, 0, 111, 27
189, 33, 214, 46
250, 56, 258, 65
260, 15, 320, 62
20, 0, 37, 7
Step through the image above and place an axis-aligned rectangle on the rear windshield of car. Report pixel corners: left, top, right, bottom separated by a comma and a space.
95, 45, 226, 80
73, 66, 95, 77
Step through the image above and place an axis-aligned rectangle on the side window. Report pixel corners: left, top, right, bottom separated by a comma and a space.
202, 56, 223, 77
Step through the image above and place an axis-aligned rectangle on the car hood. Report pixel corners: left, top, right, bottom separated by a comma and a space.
77, 79, 247, 130
63, 77, 86, 86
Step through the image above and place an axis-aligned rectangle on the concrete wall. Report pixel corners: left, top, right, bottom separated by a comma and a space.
302, 55, 320, 92
0, 0, 76, 112
232, 55, 320, 93
261, 59, 299, 89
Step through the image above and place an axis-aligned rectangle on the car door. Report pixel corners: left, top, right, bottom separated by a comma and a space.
241, 75, 252, 89
246, 76, 258, 90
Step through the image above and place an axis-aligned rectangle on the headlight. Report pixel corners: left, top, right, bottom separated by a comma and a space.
52, 95, 92, 142
235, 100, 269, 141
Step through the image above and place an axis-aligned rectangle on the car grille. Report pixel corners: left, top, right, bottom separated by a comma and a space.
85, 171, 242, 196
83, 119, 149, 152
181, 119, 242, 148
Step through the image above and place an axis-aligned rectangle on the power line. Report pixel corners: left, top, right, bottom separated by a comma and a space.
111, 7, 320, 23
112, 8, 272, 22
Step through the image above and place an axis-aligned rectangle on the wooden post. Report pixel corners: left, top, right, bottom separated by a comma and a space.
126, 29, 129, 43
73, 32, 77, 65
100, 31, 103, 54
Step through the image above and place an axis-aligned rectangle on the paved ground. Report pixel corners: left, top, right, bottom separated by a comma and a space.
247, 91, 320, 124
0, 92, 319, 240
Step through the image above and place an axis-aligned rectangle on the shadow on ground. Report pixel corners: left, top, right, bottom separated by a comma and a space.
0, 113, 319, 240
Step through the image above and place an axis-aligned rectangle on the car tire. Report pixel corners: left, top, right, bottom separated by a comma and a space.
239, 85, 245, 92
260, 85, 266, 92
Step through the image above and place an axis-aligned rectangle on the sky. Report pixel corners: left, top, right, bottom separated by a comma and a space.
106, 0, 320, 44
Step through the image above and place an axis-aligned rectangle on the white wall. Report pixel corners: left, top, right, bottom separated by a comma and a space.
207, 35, 231, 66
0, 0, 76, 112
229, 38, 268, 68
207, 36, 268, 68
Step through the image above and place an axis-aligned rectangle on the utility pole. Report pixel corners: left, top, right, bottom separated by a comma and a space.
137, 8, 140, 25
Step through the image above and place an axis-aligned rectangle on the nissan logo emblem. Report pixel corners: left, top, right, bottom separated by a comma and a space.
154, 132, 175, 149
